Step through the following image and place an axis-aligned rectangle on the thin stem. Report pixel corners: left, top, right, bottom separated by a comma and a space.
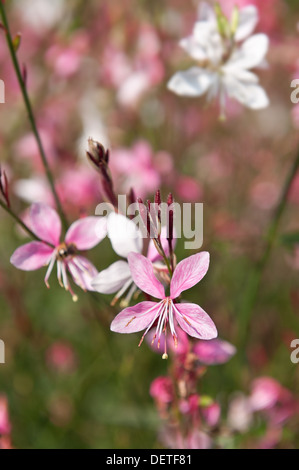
238, 148, 299, 349
0, 198, 54, 247
259, 148, 299, 272
0, 1, 68, 231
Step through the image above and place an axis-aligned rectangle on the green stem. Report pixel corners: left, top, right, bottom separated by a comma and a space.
0, 198, 54, 247
238, 148, 299, 349
0, 1, 68, 231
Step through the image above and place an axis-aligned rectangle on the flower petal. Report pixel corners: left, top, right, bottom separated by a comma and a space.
91, 260, 132, 294
167, 67, 214, 97
65, 216, 107, 250
193, 338, 236, 365
173, 302, 217, 340
10, 242, 53, 271
30, 203, 61, 246
235, 6, 259, 42
170, 252, 210, 299
128, 252, 165, 299
223, 75, 269, 109
110, 301, 160, 334
107, 212, 143, 258
228, 33, 269, 70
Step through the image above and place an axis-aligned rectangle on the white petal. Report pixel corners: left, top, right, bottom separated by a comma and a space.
167, 67, 214, 97
107, 212, 143, 258
197, 1, 216, 23
91, 260, 132, 294
222, 65, 259, 84
228, 34, 269, 70
235, 6, 259, 42
192, 23, 223, 65
223, 75, 269, 109
179, 36, 208, 62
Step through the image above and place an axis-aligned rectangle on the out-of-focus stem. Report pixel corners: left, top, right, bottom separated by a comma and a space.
238, 148, 299, 349
0, 198, 54, 247
0, 1, 68, 231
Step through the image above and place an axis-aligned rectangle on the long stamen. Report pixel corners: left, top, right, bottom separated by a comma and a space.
138, 301, 165, 347
111, 278, 134, 307
44, 253, 56, 288
57, 260, 63, 287
121, 283, 137, 308
61, 262, 78, 302
168, 301, 178, 349
155, 301, 168, 344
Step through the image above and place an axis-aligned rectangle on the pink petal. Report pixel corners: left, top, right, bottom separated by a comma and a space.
110, 301, 160, 334
10, 242, 54, 271
193, 338, 236, 365
127, 252, 165, 299
173, 302, 217, 340
65, 216, 107, 250
30, 203, 61, 245
170, 252, 210, 299
202, 402, 221, 427
249, 377, 282, 412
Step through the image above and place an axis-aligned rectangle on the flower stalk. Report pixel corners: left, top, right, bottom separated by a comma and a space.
238, 148, 299, 349
0, 1, 68, 231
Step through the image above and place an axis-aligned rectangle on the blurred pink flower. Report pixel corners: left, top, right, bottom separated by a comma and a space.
193, 338, 237, 365
0, 396, 11, 435
249, 377, 299, 425
176, 176, 203, 202
10, 203, 107, 299
14, 165, 101, 213
101, 25, 164, 108
202, 402, 221, 428
46, 341, 77, 373
150, 377, 174, 404
161, 425, 211, 449
110, 251, 217, 357
249, 377, 282, 411
179, 394, 200, 417
15, 131, 57, 170
110, 141, 165, 199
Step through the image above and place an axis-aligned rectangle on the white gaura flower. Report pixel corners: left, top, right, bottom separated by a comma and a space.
167, 3, 270, 116
91, 212, 174, 306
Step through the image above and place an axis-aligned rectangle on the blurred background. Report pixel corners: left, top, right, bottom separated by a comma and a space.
0, 0, 299, 448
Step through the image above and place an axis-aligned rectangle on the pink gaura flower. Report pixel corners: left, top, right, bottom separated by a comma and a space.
150, 376, 174, 404
10, 203, 107, 300
92, 212, 176, 306
193, 338, 236, 365
110, 251, 217, 357
0, 396, 11, 435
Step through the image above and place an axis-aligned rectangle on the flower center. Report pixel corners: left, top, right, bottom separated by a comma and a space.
138, 297, 178, 360
56, 242, 77, 261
